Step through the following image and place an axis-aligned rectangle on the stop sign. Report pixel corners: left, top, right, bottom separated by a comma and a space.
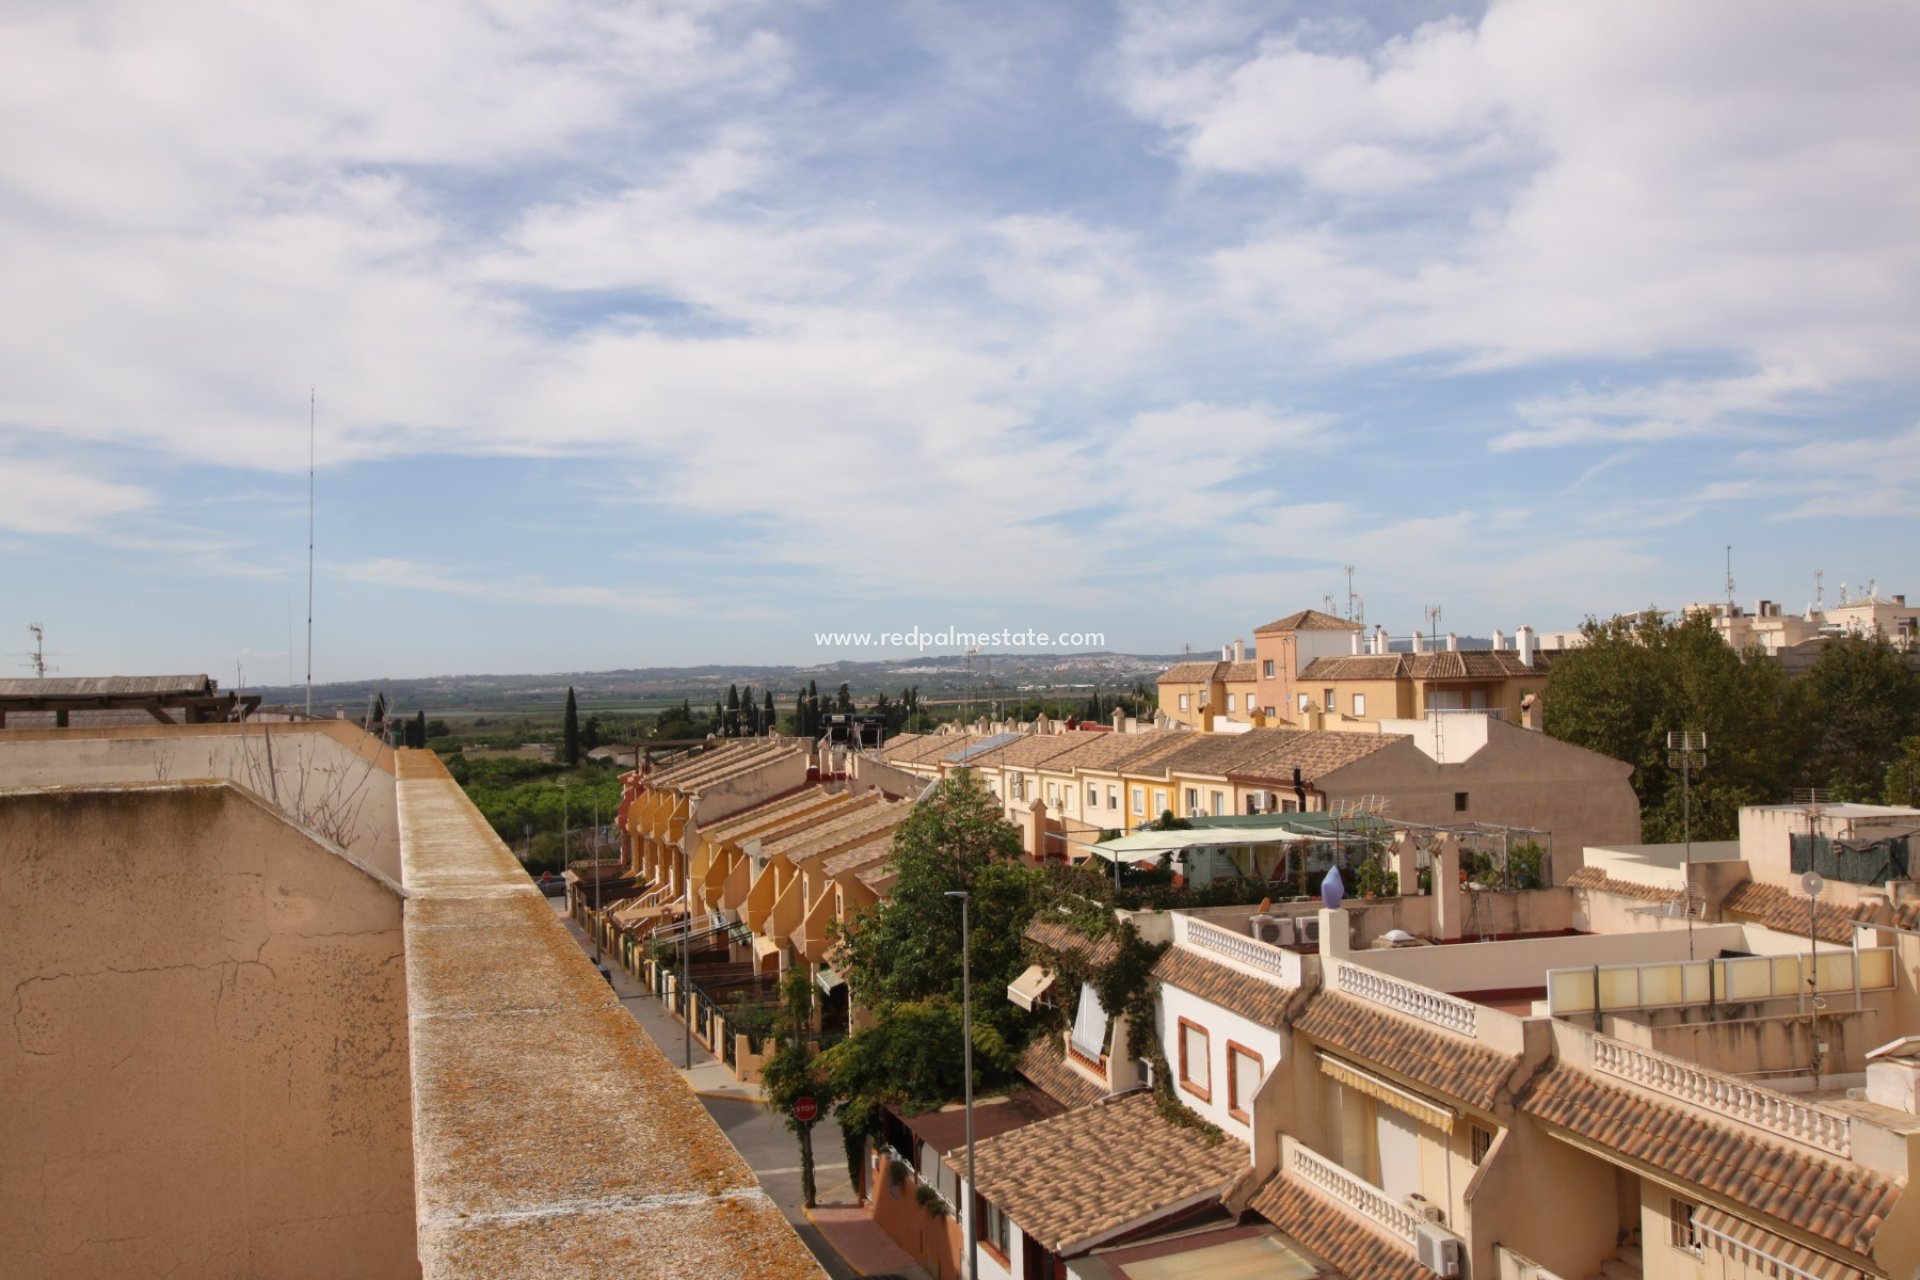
791, 1096, 818, 1123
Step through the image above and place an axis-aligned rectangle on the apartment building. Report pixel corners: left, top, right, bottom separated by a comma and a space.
1251, 609, 1367, 723
932, 799, 1920, 1280
1158, 640, 1261, 729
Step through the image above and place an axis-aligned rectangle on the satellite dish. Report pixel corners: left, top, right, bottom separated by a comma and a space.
1802, 870, 1825, 898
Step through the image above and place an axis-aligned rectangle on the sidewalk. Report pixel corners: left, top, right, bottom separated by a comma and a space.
551, 899, 929, 1278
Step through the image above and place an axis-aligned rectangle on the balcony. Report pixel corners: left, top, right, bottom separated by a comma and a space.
1284, 1136, 1420, 1251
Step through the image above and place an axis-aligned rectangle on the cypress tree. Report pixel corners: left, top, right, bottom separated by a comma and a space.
411, 709, 428, 748
563, 686, 581, 765
725, 683, 741, 737
764, 690, 776, 735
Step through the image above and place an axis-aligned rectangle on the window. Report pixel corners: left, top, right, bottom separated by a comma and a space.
1469, 1124, 1493, 1166
1210, 790, 1225, 816
1178, 1018, 1212, 1101
1131, 787, 1145, 815
1154, 789, 1168, 818
1454, 791, 1469, 812
1185, 787, 1201, 816
1669, 1197, 1703, 1254
977, 1195, 1011, 1259
915, 1139, 958, 1208
1263, 659, 1275, 678
1046, 782, 1057, 806
1297, 693, 1311, 713
1179, 693, 1190, 711
1264, 706, 1276, 719
1227, 1042, 1264, 1123
1009, 774, 1024, 801
1323, 688, 1335, 711
1226, 693, 1236, 712
1352, 692, 1366, 716
1087, 783, 1098, 809
1071, 983, 1110, 1061
1107, 785, 1119, 811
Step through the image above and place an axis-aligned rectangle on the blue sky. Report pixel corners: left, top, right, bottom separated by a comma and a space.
2, 1, 1917, 681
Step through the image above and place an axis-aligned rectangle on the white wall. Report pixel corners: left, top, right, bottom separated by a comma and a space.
1158, 966, 1286, 1144
1353, 925, 1750, 993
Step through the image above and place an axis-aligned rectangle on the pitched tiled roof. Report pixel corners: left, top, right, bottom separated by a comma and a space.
961, 1091, 1248, 1254
1017, 1037, 1106, 1110
1025, 918, 1121, 968
1247, 1177, 1427, 1280
1160, 661, 1225, 684
1255, 609, 1362, 633
819, 832, 895, 879
1152, 946, 1301, 1025
1134, 728, 1399, 783
879, 732, 983, 766
1566, 865, 1682, 902
971, 733, 1094, 770
1299, 651, 1551, 681
1722, 879, 1856, 944
699, 787, 847, 844
1523, 1067, 1899, 1256
1292, 993, 1514, 1110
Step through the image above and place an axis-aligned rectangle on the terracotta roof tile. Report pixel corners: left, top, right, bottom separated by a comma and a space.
1160, 661, 1226, 684
1722, 880, 1856, 944
972, 734, 1094, 770
879, 732, 983, 766
1025, 918, 1121, 968
1299, 651, 1551, 681
961, 1092, 1248, 1254
1292, 993, 1514, 1110
1566, 865, 1682, 902
1522, 1067, 1899, 1256
1255, 609, 1363, 634
1017, 1037, 1106, 1110
819, 832, 894, 879
1153, 946, 1302, 1025
1247, 1176, 1427, 1280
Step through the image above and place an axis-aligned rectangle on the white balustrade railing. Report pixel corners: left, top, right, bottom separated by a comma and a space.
1185, 917, 1299, 984
1335, 962, 1478, 1038
1290, 1141, 1419, 1247
1592, 1038, 1851, 1157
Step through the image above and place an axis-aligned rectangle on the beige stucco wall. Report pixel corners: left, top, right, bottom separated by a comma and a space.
0, 781, 417, 1280
0, 721, 400, 880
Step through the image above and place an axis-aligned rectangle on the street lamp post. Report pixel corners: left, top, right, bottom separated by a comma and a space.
946, 889, 977, 1280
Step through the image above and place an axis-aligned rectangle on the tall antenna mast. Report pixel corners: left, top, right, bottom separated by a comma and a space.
1814, 569, 1824, 612
1424, 604, 1442, 645
1344, 565, 1358, 621
305, 388, 315, 719
1725, 545, 1735, 613
27, 623, 46, 678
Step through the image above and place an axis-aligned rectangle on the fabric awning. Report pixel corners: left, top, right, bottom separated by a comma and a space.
1694, 1206, 1865, 1280
1090, 827, 1336, 861
816, 965, 846, 995
1008, 963, 1056, 1011
752, 934, 784, 961
1318, 1053, 1455, 1133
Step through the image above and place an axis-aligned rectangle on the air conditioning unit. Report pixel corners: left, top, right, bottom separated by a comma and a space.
1297, 916, 1322, 945
1250, 914, 1293, 946
1404, 1193, 1446, 1225
1416, 1223, 1463, 1277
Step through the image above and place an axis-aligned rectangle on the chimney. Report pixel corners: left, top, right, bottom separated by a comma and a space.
1517, 625, 1536, 668
1222, 644, 1231, 661
1446, 632, 1458, 652
1373, 625, 1388, 655
1411, 631, 1425, 654
1493, 628, 1506, 651
1233, 638, 1245, 662
1351, 631, 1362, 655
1521, 693, 1542, 731
1111, 708, 1124, 733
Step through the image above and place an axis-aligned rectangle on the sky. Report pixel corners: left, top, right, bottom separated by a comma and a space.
2, 0, 1917, 682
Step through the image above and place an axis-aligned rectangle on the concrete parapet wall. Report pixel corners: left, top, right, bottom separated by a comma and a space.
0, 780, 416, 1280
394, 750, 821, 1280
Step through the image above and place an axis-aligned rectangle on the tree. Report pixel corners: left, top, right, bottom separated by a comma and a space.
759, 970, 827, 1206
1802, 636, 1920, 800
408, 710, 427, 749
581, 714, 602, 753
426, 718, 451, 740
764, 690, 777, 736
1886, 736, 1920, 807
562, 686, 581, 765
725, 684, 741, 737
1543, 612, 1806, 841
835, 682, 853, 713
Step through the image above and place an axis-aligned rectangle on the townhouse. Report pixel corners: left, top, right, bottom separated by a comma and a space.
1157, 641, 1260, 730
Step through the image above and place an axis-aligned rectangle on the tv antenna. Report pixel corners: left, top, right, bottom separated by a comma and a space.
1667, 730, 1708, 958
25, 623, 55, 678
1724, 545, 1735, 612
1813, 569, 1824, 612
1344, 565, 1363, 626
305, 387, 315, 719
1424, 604, 1442, 645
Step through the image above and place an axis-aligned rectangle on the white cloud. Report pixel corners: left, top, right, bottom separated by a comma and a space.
0, 455, 150, 535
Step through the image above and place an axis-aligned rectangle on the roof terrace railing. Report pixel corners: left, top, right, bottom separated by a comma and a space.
1288, 1137, 1419, 1249
1183, 916, 1300, 985
1332, 960, 1478, 1038
1592, 1037, 1851, 1158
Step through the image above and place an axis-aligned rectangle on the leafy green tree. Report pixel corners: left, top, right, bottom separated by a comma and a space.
426, 718, 451, 740
1543, 612, 1806, 840
562, 686, 581, 765
760, 970, 828, 1206
1802, 636, 1920, 800
581, 714, 602, 753
1886, 736, 1920, 807
835, 682, 853, 713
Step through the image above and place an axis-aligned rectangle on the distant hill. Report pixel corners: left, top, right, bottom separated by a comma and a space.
245, 650, 1192, 716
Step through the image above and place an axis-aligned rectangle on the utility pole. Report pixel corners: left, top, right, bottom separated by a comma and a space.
1667, 731, 1707, 959
946, 890, 977, 1280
